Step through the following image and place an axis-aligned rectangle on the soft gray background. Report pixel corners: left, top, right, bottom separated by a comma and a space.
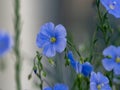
1, 0, 118, 90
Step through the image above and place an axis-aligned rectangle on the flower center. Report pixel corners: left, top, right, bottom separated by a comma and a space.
116, 57, 120, 63
97, 85, 101, 90
97, 83, 104, 90
50, 37, 56, 43
109, 1, 116, 10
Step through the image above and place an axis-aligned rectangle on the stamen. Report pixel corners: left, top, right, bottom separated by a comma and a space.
50, 37, 56, 43
97, 85, 101, 90
116, 57, 120, 63
109, 1, 116, 10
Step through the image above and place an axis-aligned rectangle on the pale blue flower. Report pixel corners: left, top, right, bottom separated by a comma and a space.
0, 31, 13, 56
90, 72, 111, 90
67, 51, 93, 77
36, 22, 67, 57
100, 0, 120, 18
43, 83, 69, 90
102, 45, 120, 75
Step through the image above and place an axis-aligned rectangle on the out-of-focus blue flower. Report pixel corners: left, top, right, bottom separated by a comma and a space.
67, 51, 93, 77
100, 0, 120, 18
0, 31, 13, 57
102, 45, 120, 75
90, 72, 111, 90
36, 22, 67, 57
43, 83, 69, 90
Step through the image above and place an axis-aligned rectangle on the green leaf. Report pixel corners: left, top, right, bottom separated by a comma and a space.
48, 58, 55, 65
36, 51, 42, 61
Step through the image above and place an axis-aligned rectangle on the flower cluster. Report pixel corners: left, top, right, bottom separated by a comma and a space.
35, 21, 119, 90
1, 0, 120, 90
34, 0, 120, 90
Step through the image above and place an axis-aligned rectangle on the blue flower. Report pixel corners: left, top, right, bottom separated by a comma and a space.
67, 51, 93, 77
43, 83, 69, 90
90, 72, 111, 90
0, 31, 13, 57
102, 45, 120, 75
36, 22, 67, 57
100, 0, 120, 18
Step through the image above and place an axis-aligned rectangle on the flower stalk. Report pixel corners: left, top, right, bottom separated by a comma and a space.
14, 0, 21, 90
33, 51, 44, 90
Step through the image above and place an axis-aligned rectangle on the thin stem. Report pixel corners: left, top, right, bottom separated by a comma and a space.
67, 40, 83, 63
97, 7, 102, 24
35, 52, 43, 90
38, 60, 43, 90
14, 0, 21, 90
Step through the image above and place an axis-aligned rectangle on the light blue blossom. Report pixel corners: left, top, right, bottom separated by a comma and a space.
36, 22, 67, 57
43, 83, 69, 90
67, 51, 93, 77
102, 45, 120, 75
90, 72, 111, 90
100, 0, 120, 18
0, 31, 13, 56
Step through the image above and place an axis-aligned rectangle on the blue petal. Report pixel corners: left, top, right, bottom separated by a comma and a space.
43, 44, 56, 57
114, 63, 120, 75
77, 62, 82, 74
90, 72, 98, 83
0, 31, 13, 56
108, 0, 120, 18
101, 84, 111, 90
43, 87, 52, 90
100, 0, 120, 18
82, 62, 93, 77
40, 22, 55, 37
53, 84, 68, 90
100, 0, 110, 10
67, 51, 77, 68
97, 72, 109, 84
116, 46, 120, 56
109, 10, 120, 18
90, 82, 97, 90
102, 58, 115, 71
55, 24, 67, 38
103, 45, 116, 59
54, 38, 66, 53
36, 22, 55, 48
36, 32, 50, 48
67, 51, 79, 72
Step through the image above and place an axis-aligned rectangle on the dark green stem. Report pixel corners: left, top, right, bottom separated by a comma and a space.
38, 60, 43, 90
14, 0, 21, 90
36, 52, 43, 90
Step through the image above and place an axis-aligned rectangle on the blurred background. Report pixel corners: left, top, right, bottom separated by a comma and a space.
0, 0, 120, 90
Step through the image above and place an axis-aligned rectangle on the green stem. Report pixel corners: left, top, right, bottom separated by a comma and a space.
71, 77, 77, 90
36, 52, 43, 90
97, 7, 102, 24
38, 60, 43, 90
14, 0, 21, 90
67, 40, 83, 63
